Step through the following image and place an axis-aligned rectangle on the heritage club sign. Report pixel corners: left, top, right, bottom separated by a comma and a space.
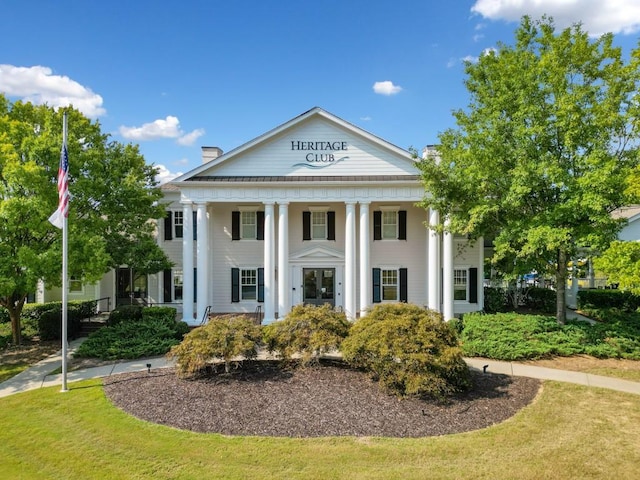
291, 140, 349, 169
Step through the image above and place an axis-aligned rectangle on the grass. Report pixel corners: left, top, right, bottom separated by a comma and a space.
0, 363, 29, 382
0, 379, 638, 479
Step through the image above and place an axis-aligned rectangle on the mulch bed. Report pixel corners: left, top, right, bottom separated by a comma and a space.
103, 360, 541, 438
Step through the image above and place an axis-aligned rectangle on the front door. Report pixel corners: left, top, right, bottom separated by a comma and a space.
303, 268, 335, 307
116, 268, 148, 306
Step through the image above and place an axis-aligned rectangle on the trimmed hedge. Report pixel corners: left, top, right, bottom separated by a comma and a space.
577, 289, 640, 312
523, 287, 556, 314
483, 287, 509, 313
142, 306, 177, 322
108, 305, 144, 326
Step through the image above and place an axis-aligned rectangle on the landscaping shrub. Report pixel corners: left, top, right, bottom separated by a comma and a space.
341, 303, 471, 399
483, 287, 509, 313
460, 312, 640, 360
75, 317, 189, 360
168, 315, 262, 377
0, 306, 9, 324
108, 305, 143, 326
577, 289, 640, 312
142, 306, 177, 322
523, 287, 556, 314
263, 303, 350, 365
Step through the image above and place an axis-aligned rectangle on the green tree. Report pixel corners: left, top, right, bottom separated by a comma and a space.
417, 16, 640, 323
0, 95, 171, 344
593, 241, 640, 293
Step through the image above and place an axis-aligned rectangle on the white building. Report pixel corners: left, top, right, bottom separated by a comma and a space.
37, 107, 484, 323
156, 107, 484, 325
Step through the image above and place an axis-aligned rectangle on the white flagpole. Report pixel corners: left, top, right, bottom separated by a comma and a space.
61, 112, 69, 393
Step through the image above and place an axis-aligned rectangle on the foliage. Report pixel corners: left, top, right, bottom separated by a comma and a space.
74, 317, 189, 360
341, 303, 470, 399
593, 241, 640, 294
523, 287, 556, 314
483, 287, 509, 313
168, 316, 262, 377
461, 312, 640, 360
578, 288, 640, 312
141, 306, 177, 322
416, 17, 640, 324
262, 304, 350, 365
108, 305, 144, 326
0, 94, 171, 344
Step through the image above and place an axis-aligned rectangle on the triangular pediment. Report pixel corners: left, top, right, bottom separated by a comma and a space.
174, 107, 417, 183
290, 245, 345, 262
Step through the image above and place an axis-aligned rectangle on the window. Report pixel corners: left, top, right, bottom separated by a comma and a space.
373, 210, 406, 240
382, 269, 398, 301
241, 269, 257, 300
69, 276, 83, 293
311, 211, 327, 239
241, 211, 257, 239
173, 270, 183, 301
454, 269, 468, 301
174, 211, 184, 238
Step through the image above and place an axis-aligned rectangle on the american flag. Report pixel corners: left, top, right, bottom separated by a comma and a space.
48, 142, 69, 229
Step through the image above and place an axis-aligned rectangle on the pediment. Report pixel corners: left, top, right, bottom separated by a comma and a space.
290, 245, 345, 261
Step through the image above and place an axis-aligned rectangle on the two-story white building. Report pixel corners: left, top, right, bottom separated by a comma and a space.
155, 107, 484, 325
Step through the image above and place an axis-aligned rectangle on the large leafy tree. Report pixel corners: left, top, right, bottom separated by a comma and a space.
417, 17, 640, 323
0, 95, 171, 344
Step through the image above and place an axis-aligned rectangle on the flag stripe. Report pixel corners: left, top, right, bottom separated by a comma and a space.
57, 143, 69, 218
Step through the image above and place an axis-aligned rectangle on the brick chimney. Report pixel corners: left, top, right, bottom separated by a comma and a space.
201, 146, 223, 163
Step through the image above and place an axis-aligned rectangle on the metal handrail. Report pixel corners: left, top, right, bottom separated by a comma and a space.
201, 305, 212, 325
254, 305, 262, 324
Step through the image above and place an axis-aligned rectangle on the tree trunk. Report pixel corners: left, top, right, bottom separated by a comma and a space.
556, 250, 567, 325
4, 294, 26, 345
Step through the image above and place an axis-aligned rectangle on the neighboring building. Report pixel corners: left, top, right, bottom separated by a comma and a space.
38, 107, 484, 324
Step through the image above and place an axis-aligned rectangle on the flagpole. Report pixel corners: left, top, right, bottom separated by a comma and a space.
61, 112, 69, 393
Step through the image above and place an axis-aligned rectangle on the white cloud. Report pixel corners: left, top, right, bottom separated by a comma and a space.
119, 116, 204, 145
155, 164, 183, 185
471, 0, 640, 37
473, 33, 485, 42
0, 64, 106, 118
446, 57, 458, 68
360, 116, 372, 121
176, 128, 205, 146
462, 55, 479, 64
373, 80, 403, 96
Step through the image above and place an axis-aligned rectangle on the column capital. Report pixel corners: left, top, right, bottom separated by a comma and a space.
180, 200, 193, 206
277, 201, 290, 206
263, 200, 275, 206
358, 201, 371, 206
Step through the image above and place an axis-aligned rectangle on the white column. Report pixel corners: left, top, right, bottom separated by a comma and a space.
196, 202, 209, 324
277, 202, 290, 318
443, 216, 454, 321
359, 202, 370, 318
263, 202, 276, 324
345, 202, 357, 320
182, 201, 195, 325
428, 208, 440, 312
478, 236, 485, 311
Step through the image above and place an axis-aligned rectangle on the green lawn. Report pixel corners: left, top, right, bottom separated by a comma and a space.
0, 363, 28, 382
0, 379, 638, 479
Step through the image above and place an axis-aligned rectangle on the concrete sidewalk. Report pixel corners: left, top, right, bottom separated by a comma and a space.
1, 342, 639, 398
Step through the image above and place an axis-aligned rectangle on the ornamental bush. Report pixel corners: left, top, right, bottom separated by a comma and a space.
168, 315, 262, 378
108, 305, 143, 326
341, 303, 470, 399
262, 303, 350, 365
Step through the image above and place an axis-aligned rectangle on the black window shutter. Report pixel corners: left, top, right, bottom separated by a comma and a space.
469, 267, 478, 303
303, 211, 311, 240
163, 269, 172, 303
398, 210, 407, 240
373, 211, 382, 240
372, 268, 381, 303
327, 211, 335, 240
193, 211, 198, 241
164, 212, 173, 240
256, 211, 265, 240
399, 268, 408, 303
257, 268, 265, 303
231, 268, 240, 303
193, 267, 197, 302
231, 211, 240, 240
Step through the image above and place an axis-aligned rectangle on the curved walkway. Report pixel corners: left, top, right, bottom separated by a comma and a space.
1, 338, 639, 398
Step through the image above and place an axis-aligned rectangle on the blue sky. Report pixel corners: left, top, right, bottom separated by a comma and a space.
2, 0, 640, 182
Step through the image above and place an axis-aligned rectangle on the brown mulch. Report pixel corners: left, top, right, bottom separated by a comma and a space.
104, 360, 541, 438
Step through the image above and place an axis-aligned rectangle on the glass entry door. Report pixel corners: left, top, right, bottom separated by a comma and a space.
303, 268, 335, 307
